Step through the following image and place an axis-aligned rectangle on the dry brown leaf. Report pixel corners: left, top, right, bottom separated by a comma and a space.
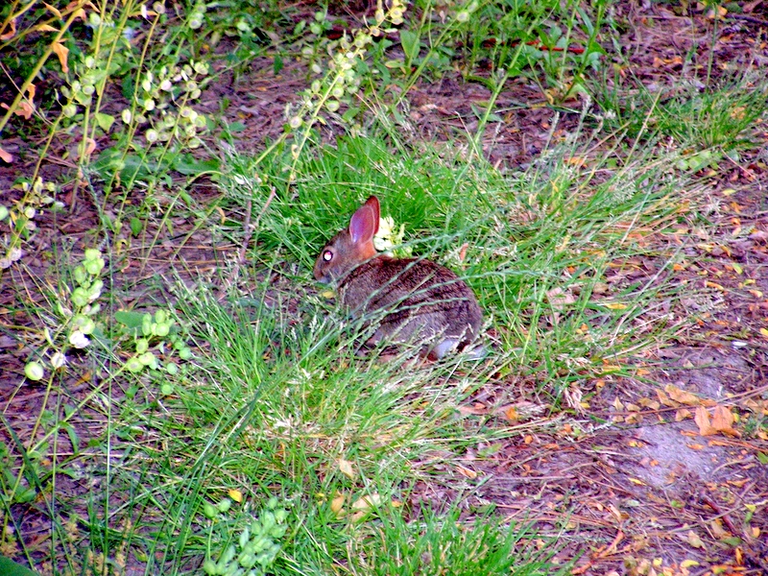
456, 464, 477, 479
625, 413, 642, 424
0, 18, 17, 41
685, 530, 705, 548
52, 40, 70, 73
637, 397, 660, 410
458, 242, 468, 263
351, 493, 381, 511
694, 406, 716, 436
44, 2, 63, 18
79, 137, 96, 159
0, 145, 13, 163
457, 404, 488, 416
546, 286, 576, 311
330, 493, 345, 516
337, 458, 356, 480
666, 383, 701, 406
37, 24, 59, 32
502, 405, 518, 423
711, 405, 740, 437
709, 519, 730, 539
350, 493, 382, 522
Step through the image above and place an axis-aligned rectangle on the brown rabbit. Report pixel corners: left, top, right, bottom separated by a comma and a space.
314, 196, 483, 359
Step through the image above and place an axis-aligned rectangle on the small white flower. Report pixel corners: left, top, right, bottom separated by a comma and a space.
69, 330, 90, 349
51, 352, 67, 369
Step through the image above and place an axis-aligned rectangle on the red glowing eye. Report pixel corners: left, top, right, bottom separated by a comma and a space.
323, 250, 333, 261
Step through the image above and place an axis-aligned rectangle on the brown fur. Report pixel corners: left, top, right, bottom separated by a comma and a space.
313, 196, 483, 358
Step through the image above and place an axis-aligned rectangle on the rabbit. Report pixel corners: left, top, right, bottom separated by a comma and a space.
313, 195, 483, 359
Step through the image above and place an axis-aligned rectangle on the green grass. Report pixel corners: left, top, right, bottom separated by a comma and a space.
2, 0, 767, 573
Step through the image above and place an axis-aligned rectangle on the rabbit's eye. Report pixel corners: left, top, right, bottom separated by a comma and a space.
323, 250, 334, 262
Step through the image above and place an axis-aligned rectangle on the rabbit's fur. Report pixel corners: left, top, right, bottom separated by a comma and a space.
314, 196, 483, 359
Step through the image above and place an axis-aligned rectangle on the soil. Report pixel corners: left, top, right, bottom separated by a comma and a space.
2, 2, 768, 575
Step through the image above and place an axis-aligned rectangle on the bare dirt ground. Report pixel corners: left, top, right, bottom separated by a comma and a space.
2, 2, 768, 575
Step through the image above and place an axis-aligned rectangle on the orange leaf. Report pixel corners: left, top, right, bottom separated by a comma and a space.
666, 384, 701, 406
52, 40, 69, 73
330, 493, 345, 515
8, 101, 34, 120
337, 458, 356, 480
694, 406, 716, 436
503, 405, 518, 423
0, 18, 17, 41
456, 464, 478, 479
711, 405, 739, 437
80, 137, 97, 159
0, 145, 14, 163
458, 242, 468, 263
44, 3, 63, 18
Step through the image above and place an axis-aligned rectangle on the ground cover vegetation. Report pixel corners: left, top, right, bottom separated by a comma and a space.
1, 0, 767, 574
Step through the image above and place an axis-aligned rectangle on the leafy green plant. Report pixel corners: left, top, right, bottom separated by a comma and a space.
23, 247, 105, 382
0, 177, 64, 271
203, 497, 290, 576
114, 309, 193, 389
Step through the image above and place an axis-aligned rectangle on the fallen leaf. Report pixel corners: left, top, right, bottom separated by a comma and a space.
337, 458, 356, 480
350, 493, 382, 521
330, 493, 345, 515
458, 242, 468, 262
695, 406, 716, 436
685, 530, 705, 548
457, 404, 487, 416
502, 405, 518, 422
0, 145, 13, 163
666, 383, 701, 406
52, 40, 69, 73
456, 464, 478, 479
0, 17, 17, 41
546, 286, 575, 311
711, 405, 739, 437
228, 489, 243, 503
351, 493, 381, 511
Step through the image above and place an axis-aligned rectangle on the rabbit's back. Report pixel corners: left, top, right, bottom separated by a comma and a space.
339, 256, 482, 355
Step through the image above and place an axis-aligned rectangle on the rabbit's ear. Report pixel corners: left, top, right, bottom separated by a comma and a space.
364, 196, 380, 235
349, 200, 377, 245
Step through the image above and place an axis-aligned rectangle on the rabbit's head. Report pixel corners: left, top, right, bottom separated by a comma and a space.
313, 196, 380, 284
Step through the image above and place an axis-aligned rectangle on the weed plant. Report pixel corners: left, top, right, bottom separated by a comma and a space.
1, 0, 763, 574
